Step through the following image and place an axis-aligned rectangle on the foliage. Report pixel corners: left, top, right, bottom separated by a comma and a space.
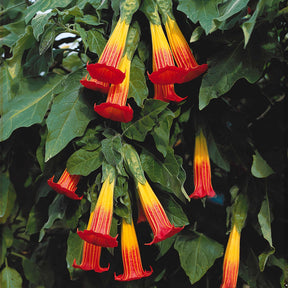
0, 0, 287, 287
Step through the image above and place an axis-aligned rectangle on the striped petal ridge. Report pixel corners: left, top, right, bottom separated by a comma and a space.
190, 129, 216, 199
154, 83, 187, 103
148, 23, 187, 84
137, 180, 184, 245
80, 74, 109, 94
220, 225, 241, 288
164, 16, 208, 83
77, 176, 118, 248
114, 219, 153, 281
87, 19, 129, 84
47, 169, 82, 200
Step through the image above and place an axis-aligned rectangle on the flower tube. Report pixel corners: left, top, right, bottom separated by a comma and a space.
137, 180, 184, 245
114, 218, 153, 281
77, 175, 118, 248
189, 129, 216, 199
47, 169, 82, 200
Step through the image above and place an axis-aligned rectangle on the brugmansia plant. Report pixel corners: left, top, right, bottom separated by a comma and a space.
0, 0, 287, 287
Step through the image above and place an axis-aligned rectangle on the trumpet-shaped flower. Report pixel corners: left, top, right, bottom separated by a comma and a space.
148, 23, 188, 84
87, 19, 129, 84
73, 214, 109, 272
80, 74, 109, 94
220, 225, 241, 288
154, 83, 187, 103
137, 180, 184, 245
189, 129, 216, 199
114, 219, 153, 281
47, 169, 82, 200
77, 176, 118, 247
94, 54, 133, 123
164, 16, 208, 83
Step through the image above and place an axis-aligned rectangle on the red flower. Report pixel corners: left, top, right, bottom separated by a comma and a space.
114, 219, 153, 281
94, 54, 133, 123
80, 74, 109, 94
189, 129, 216, 199
47, 169, 82, 200
86, 19, 129, 84
137, 180, 184, 245
154, 83, 187, 103
164, 16, 208, 83
220, 225, 240, 288
77, 175, 118, 248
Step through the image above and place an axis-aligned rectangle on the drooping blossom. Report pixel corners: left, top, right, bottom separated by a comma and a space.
153, 83, 187, 103
220, 225, 241, 288
77, 175, 118, 248
137, 179, 184, 245
114, 218, 153, 281
80, 74, 109, 94
47, 169, 82, 200
189, 129, 216, 199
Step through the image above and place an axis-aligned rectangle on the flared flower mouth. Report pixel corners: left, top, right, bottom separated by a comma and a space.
137, 180, 184, 245
148, 65, 187, 84
94, 102, 133, 123
77, 230, 118, 248
178, 64, 208, 84
80, 74, 109, 93
154, 84, 187, 103
114, 219, 153, 281
47, 169, 82, 200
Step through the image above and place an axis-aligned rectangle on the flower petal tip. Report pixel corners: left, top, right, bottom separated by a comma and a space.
179, 64, 208, 83
72, 259, 110, 273
148, 66, 187, 84
80, 78, 109, 94
114, 266, 153, 281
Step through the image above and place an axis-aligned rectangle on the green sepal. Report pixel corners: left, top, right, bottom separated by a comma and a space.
155, 0, 175, 22
120, 0, 141, 24
102, 162, 116, 184
140, 0, 161, 25
231, 193, 249, 232
122, 144, 146, 185
124, 21, 141, 61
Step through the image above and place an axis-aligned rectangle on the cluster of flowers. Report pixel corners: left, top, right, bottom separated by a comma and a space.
47, 0, 243, 287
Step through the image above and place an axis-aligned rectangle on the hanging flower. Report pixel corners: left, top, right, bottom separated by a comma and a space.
114, 219, 153, 281
154, 83, 187, 103
87, 18, 129, 84
137, 180, 184, 245
189, 129, 216, 199
77, 175, 118, 248
80, 74, 109, 94
220, 225, 241, 288
47, 169, 82, 200
164, 15, 208, 83
73, 213, 109, 272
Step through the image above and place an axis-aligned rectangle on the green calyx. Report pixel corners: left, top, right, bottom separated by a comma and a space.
140, 0, 161, 25
124, 21, 141, 61
120, 0, 141, 24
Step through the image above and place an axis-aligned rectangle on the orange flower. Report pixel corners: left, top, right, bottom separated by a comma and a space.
164, 16, 208, 83
137, 180, 184, 245
220, 225, 240, 288
154, 83, 187, 103
189, 129, 216, 199
94, 53, 133, 123
80, 74, 109, 94
77, 175, 118, 247
47, 169, 82, 200
87, 19, 129, 84
73, 212, 109, 272
114, 219, 153, 281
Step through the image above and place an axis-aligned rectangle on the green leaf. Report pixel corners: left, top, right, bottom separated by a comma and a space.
45, 72, 95, 161
140, 148, 188, 202
0, 20, 26, 48
66, 146, 103, 176
177, 0, 222, 34
122, 99, 168, 141
0, 267, 23, 288
101, 135, 123, 166
0, 74, 63, 142
174, 231, 223, 285
0, 173, 10, 217
199, 28, 280, 110
251, 150, 274, 178
0, 226, 13, 266
128, 55, 148, 107
22, 258, 43, 286
268, 256, 288, 287
39, 23, 56, 55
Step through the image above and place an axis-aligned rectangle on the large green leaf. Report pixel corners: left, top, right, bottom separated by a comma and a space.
174, 231, 223, 285
251, 150, 274, 178
45, 72, 95, 161
199, 28, 280, 110
0, 267, 23, 288
122, 99, 168, 142
0, 226, 13, 266
177, 0, 222, 34
0, 74, 63, 142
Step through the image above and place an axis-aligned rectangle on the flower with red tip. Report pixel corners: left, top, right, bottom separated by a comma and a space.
94, 54, 133, 123
164, 16, 208, 83
114, 219, 153, 281
77, 175, 118, 248
148, 22, 188, 84
137, 180, 184, 245
80, 74, 109, 94
73, 213, 109, 272
189, 129, 216, 199
220, 224, 240, 288
154, 83, 187, 103
47, 169, 82, 200
86, 19, 129, 84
